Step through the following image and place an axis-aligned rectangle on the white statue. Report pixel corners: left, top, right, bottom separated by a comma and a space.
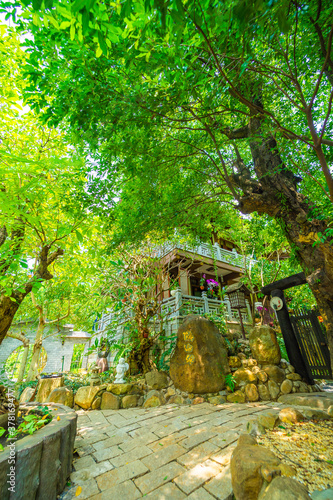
114, 357, 129, 384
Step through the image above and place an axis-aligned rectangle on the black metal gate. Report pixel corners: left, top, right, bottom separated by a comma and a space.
290, 308, 332, 379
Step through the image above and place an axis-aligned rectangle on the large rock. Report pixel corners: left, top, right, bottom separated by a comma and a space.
245, 384, 259, 402
264, 365, 285, 384
145, 371, 169, 390
101, 392, 120, 410
227, 390, 246, 403
143, 390, 166, 408
259, 476, 311, 499
169, 315, 230, 394
75, 386, 103, 409
231, 434, 281, 500
279, 407, 304, 424
19, 387, 36, 403
268, 380, 280, 400
278, 393, 333, 410
106, 383, 133, 395
47, 387, 74, 408
35, 376, 64, 403
258, 383, 271, 401
122, 395, 138, 408
233, 368, 257, 387
249, 326, 281, 365
281, 380, 293, 394
228, 356, 242, 369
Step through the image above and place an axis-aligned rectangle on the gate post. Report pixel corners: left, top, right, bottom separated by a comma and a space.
271, 289, 313, 384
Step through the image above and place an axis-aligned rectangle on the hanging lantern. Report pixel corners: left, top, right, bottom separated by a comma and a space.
225, 283, 249, 309
225, 282, 251, 339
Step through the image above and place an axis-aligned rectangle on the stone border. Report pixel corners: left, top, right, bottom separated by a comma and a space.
0, 402, 77, 500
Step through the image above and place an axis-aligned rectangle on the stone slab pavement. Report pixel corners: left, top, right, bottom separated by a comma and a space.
61, 401, 287, 500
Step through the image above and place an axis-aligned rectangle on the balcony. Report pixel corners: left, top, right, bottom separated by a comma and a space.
97, 290, 252, 334
156, 241, 244, 268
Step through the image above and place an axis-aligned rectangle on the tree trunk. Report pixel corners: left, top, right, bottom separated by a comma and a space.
232, 100, 333, 369
17, 344, 30, 384
26, 320, 45, 382
130, 328, 154, 374
0, 245, 64, 346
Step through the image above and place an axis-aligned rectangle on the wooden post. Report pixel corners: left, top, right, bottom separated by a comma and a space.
271, 289, 313, 383
238, 310, 246, 339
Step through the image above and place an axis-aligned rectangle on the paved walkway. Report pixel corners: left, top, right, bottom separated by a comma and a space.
63, 401, 286, 500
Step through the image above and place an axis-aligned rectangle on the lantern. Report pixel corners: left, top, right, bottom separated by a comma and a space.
225, 282, 250, 339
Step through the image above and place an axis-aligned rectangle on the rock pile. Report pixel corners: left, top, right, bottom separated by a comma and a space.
226, 325, 319, 403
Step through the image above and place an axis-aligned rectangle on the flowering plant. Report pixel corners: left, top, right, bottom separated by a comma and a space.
199, 274, 206, 286
206, 279, 219, 289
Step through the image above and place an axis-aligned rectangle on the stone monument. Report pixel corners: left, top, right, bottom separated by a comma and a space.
114, 358, 129, 384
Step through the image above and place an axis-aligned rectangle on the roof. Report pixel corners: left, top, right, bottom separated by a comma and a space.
225, 282, 250, 294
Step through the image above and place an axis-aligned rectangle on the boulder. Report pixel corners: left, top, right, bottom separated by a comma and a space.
278, 393, 333, 410
286, 373, 302, 381
281, 380, 293, 394
169, 395, 184, 405
245, 384, 259, 402
233, 368, 257, 387
122, 395, 138, 409
279, 407, 304, 424
35, 376, 64, 403
298, 382, 309, 392
249, 326, 281, 365
92, 397, 101, 410
208, 395, 226, 405
268, 380, 280, 400
231, 434, 281, 500
258, 384, 271, 401
259, 476, 311, 499
47, 387, 74, 408
264, 365, 285, 384
169, 315, 230, 394
145, 371, 169, 390
106, 383, 133, 395
257, 371, 268, 383
165, 387, 176, 399
143, 390, 166, 408
302, 409, 331, 420
75, 386, 103, 409
192, 397, 205, 405
19, 387, 35, 403
228, 356, 242, 369
246, 418, 266, 437
258, 411, 279, 430
101, 392, 120, 410
227, 390, 246, 403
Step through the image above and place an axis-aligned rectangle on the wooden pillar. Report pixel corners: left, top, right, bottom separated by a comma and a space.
271, 289, 313, 383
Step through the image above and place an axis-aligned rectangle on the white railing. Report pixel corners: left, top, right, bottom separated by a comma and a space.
156, 241, 244, 268
97, 290, 252, 334
160, 290, 252, 324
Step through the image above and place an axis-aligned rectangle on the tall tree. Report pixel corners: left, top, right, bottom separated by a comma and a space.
5, 0, 333, 364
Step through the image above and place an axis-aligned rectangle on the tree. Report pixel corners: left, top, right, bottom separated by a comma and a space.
96, 243, 186, 373
0, 27, 91, 345
5, 0, 333, 365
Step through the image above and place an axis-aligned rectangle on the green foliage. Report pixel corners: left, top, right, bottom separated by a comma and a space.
154, 332, 178, 372
63, 374, 89, 394
16, 379, 38, 398
224, 373, 236, 393
276, 333, 289, 362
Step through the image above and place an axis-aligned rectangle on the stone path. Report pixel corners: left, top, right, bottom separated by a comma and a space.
63, 401, 287, 500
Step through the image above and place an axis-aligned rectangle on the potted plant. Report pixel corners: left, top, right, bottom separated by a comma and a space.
200, 275, 206, 290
